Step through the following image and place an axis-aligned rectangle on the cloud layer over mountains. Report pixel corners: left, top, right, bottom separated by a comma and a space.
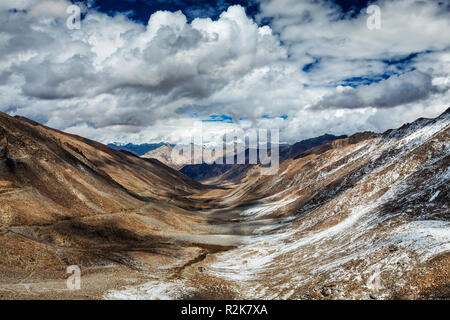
0, 0, 449, 144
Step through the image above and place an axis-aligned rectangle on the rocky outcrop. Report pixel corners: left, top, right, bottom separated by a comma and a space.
0, 136, 7, 159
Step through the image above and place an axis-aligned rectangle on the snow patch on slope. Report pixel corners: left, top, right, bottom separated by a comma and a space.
105, 279, 195, 300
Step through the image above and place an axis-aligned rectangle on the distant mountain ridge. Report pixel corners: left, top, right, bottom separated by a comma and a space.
110, 134, 347, 179
107, 142, 172, 156
180, 134, 347, 183
141, 144, 182, 170
280, 134, 347, 160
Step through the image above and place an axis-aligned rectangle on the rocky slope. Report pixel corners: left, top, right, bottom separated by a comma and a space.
107, 108, 449, 300
280, 133, 347, 160
141, 144, 183, 170
0, 112, 216, 298
184, 108, 450, 299
0, 108, 448, 300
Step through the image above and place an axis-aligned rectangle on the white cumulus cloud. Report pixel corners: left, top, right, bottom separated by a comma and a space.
0, 0, 449, 144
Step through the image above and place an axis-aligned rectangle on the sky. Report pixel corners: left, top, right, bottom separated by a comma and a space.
0, 0, 449, 144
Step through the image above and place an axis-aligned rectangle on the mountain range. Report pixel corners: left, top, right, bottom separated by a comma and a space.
112, 134, 347, 183
0, 108, 448, 299
107, 142, 170, 156
179, 134, 347, 183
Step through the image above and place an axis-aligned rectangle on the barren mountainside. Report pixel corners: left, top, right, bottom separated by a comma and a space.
141, 144, 182, 170
0, 109, 449, 299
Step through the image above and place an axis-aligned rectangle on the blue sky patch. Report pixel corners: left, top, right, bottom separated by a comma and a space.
302, 58, 321, 73
75, 0, 259, 23
72, 0, 377, 24
338, 73, 391, 87
262, 114, 288, 120
335, 51, 432, 88
203, 114, 234, 123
